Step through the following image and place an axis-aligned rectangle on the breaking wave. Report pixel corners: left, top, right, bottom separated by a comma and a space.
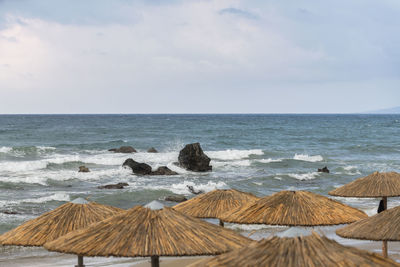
293, 154, 323, 162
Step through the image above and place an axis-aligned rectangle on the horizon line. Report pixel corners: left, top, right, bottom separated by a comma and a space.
0, 112, 398, 115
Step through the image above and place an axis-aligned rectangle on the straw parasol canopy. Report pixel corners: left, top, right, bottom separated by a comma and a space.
0, 198, 123, 246
337, 206, 400, 258
188, 232, 400, 267
337, 206, 400, 241
219, 190, 367, 226
173, 189, 259, 226
329, 171, 400, 257
329, 172, 400, 198
44, 205, 252, 267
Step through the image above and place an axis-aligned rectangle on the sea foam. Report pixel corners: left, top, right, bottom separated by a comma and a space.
287, 172, 320, 180
293, 154, 323, 162
0, 146, 12, 153
257, 158, 283, 163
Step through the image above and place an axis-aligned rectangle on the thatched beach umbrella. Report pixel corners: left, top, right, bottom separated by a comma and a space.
189, 232, 400, 267
173, 189, 259, 226
219, 190, 367, 226
337, 206, 400, 258
329, 172, 400, 209
0, 198, 123, 267
44, 205, 252, 267
329, 171, 400, 255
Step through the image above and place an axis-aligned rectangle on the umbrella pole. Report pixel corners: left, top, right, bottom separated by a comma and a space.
382, 241, 388, 258
219, 219, 224, 227
382, 197, 388, 257
151, 255, 159, 267
75, 255, 85, 267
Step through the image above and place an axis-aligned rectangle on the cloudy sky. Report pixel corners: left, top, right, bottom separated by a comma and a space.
0, 0, 399, 113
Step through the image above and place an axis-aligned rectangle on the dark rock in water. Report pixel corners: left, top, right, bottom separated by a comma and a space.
165, 195, 187, 202
78, 166, 90, 172
187, 185, 204, 195
147, 147, 158, 153
318, 166, 330, 173
378, 199, 385, 213
123, 158, 152, 175
98, 182, 129, 189
151, 166, 178, 175
109, 146, 137, 153
1, 210, 19, 215
178, 143, 212, 172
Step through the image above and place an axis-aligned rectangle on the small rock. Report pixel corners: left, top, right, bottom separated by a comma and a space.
147, 147, 158, 153
78, 166, 90, 172
151, 166, 178, 175
1, 210, 19, 215
187, 185, 204, 195
109, 146, 137, 153
123, 158, 152, 175
98, 182, 129, 189
165, 195, 187, 202
178, 143, 212, 172
317, 166, 329, 173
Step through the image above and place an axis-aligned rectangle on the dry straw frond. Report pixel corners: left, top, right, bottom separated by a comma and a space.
189, 232, 400, 267
44, 206, 251, 257
329, 172, 400, 198
0, 200, 123, 246
173, 189, 259, 218
220, 190, 367, 226
337, 206, 400, 241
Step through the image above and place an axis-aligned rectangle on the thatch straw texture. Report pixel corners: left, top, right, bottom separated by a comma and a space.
337, 206, 400, 241
173, 189, 259, 218
189, 232, 400, 267
44, 206, 251, 257
219, 190, 367, 226
329, 172, 400, 197
0, 201, 123, 246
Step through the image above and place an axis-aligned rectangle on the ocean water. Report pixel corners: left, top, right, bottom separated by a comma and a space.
0, 114, 400, 260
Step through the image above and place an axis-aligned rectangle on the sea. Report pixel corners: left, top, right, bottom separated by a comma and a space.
0, 114, 400, 264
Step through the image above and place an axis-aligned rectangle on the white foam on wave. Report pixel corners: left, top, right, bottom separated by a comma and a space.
287, 172, 320, 180
340, 165, 361, 175
0, 146, 12, 153
206, 149, 263, 160
23, 193, 70, 203
293, 154, 323, 162
168, 181, 228, 195
0, 161, 48, 172
0, 193, 70, 207
0, 167, 133, 185
257, 158, 283, 163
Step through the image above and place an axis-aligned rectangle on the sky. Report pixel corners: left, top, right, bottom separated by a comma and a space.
0, 0, 399, 114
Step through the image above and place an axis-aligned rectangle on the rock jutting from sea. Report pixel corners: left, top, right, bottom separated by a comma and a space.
178, 142, 212, 172
122, 158, 178, 175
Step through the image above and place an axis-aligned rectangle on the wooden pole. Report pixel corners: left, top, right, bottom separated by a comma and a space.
383, 241, 388, 258
75, 255, 85, 267
219, 219, 224, 227
151, 255, 160, 267
382, 196, 388, 257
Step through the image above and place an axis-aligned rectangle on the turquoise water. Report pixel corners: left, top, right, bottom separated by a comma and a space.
0, 114, 399, 236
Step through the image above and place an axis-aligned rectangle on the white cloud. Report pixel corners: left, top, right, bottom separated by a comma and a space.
0, 0, 398, 113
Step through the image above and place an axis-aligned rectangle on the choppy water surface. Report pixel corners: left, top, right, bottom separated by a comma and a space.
0, 114, 399, 254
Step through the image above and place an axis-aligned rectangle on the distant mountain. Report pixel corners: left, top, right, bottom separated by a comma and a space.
366, 106, 400, 114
